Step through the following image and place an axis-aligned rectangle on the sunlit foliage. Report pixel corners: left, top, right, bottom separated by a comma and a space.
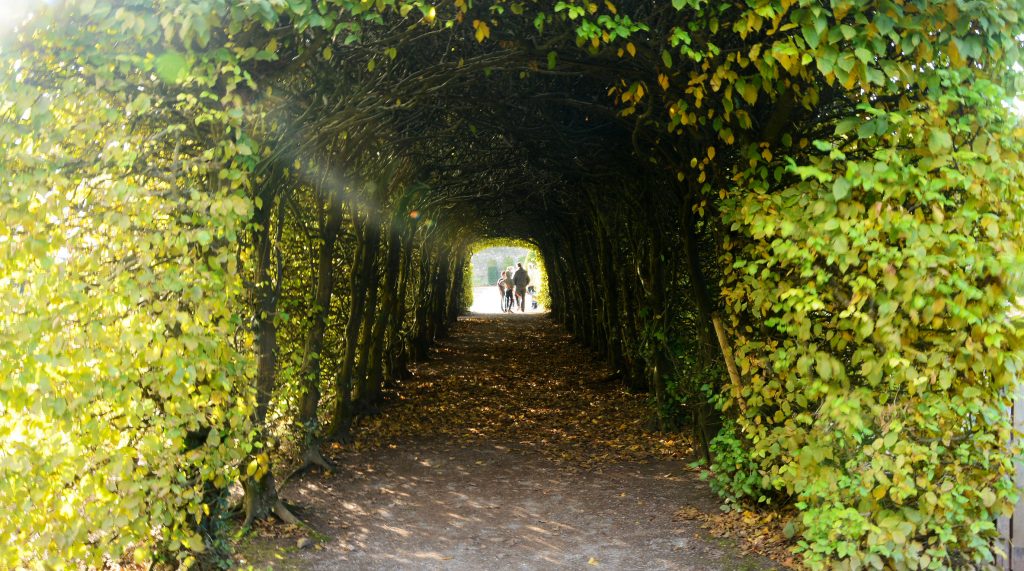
1, 0, 1021, 569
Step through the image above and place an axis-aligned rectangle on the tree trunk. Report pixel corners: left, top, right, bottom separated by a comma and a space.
446, 253, 464, 325
595, 219, 624, 372
386, 227, 414, 382
329, 208, 371, 443
411, 250, 434, 361
368, 224, 402, 399
353, 221, 382, 415
682, 198, 724, 463
292, 188, 344, 474
429, 249, 451, 340
646, 230, 671, 430
242, 188, 299, 528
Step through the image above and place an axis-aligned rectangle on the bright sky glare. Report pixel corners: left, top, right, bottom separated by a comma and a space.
0, 0, 55, 35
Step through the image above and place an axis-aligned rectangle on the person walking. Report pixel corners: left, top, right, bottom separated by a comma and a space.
501, 271, 515, 312
512, 263, 530, 312
496, 271, 507, 311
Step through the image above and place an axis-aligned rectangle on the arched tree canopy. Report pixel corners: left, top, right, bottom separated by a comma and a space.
2, 0, 1023, 569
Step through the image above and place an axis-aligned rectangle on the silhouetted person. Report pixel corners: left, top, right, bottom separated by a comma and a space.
512, 263, 530, 312
500, 271, 515, 312
496, 271, 507, 309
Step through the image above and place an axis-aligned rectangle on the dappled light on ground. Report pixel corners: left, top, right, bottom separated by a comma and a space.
236, 315, 784, 570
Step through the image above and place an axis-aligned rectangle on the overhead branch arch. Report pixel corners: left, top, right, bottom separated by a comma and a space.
2, 0, 1023, 568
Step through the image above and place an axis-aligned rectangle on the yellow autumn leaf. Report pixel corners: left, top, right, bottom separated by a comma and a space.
626, 42, 636, 57
473, 20, 490, 43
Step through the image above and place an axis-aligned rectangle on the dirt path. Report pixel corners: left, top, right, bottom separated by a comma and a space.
237, 314, 780, 570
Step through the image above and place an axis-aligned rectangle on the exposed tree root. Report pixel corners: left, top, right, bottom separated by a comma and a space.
271, 499, 301, 525
278, 446, 335, 490
240, 498, 303, 534
241, 471, 303, 533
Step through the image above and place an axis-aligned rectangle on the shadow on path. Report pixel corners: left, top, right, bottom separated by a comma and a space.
237, 314, 781, 570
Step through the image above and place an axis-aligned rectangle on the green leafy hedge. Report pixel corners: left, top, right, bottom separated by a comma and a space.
704, 419, 771, 508
719, 45, 1024, 571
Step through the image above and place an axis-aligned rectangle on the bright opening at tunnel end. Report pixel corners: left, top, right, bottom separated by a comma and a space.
468, 244, 546, 314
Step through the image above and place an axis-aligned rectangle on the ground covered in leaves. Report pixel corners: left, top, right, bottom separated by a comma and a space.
353, 312, 692, 465
237, 313, 795, 570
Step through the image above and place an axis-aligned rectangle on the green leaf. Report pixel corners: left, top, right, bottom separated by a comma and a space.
154, 51, 189, 84
980, 489, 996, 508
815, 355, 833, 380
817, 45, 838, 75
128, 93, 152, 115
857, 120, 876, 140
802, 23, 820, 50
835, 117, 858, 136
928, 128, 952, 154
832, 177, 851, 201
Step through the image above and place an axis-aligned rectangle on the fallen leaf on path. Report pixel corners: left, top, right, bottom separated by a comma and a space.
674, 506, 804, 569
343, 317, 696, 468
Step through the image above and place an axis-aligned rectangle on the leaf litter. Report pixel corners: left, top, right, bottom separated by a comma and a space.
348, 313, 695, 468
238, 313, 798, 570
344, 313, 801, 568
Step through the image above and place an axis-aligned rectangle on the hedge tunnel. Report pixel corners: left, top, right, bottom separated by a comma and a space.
2, 1, 1023, 569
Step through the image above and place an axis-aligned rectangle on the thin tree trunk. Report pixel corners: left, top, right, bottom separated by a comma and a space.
595, 220, 624, 372
647, 230, 671, 431
682, 198, 724, 463
291, 189, 344, 475
242, 187, 299, 528
386, 227, 414, 381
430, 249, 451, 340
446, 253, 464, 325
367, 223, 402, 402
411, 251, 435, 360
329, 208, 370, 443
353, 221, 382, 414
